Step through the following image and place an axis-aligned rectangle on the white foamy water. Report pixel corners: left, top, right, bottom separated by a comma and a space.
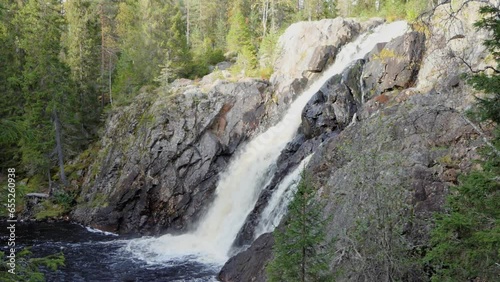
253, 154, 313, 239
84, 226, 119, 236
125, 21, 409, 265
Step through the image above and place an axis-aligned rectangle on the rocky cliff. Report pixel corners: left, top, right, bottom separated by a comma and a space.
219, 2, 492, 281
71, 79, 276, 234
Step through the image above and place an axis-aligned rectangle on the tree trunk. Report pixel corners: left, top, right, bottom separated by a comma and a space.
270, 0, 276, 33
108, 54, 113, 105
99, 2, 106, 108
262, 0, 268, 36
186, 0, 190, 45
301, 192, 306, 282
53, 110, 67, 186
47, 171, 53, 196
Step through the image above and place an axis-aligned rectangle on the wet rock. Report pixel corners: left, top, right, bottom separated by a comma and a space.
342, 59, 365, 104
219, 233, 274, 282
268, 18, 367, 125
301, 73, 358, 139
306, 45, 337, 72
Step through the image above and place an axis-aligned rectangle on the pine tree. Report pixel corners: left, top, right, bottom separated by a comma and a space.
114, 0, 143, 97
227, 2, 258, 71
267, 171, 333, 282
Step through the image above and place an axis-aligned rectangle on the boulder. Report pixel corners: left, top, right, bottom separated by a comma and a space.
216, 61, 232, 70
361, 32, 425, 100
219, 233, 274, 282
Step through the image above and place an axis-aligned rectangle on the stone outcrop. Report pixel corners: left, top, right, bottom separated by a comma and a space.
219, 233, 274, 282
307, 89, 480, 280
268, 18, 373, 124
271, 18, 362, 90
301, 74, 358, 138
72, 79, 275, 235
361, 31, 425, 100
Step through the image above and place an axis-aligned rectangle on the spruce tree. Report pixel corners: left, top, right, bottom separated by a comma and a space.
227, 2, 258, 71
63, 0, 103, 141
0, 0, 24, 171
165, 4, 192, 79
425, 5, 500, 281
15, 0, 77, 184
267, 171, 333, 282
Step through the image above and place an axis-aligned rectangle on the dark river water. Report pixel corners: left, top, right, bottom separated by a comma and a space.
0, 221, 219, 282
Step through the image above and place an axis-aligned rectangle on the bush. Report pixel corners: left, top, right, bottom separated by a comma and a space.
0, 247, 64, 281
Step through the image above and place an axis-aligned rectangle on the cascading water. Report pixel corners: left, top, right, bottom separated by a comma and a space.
253, 154, 313, 239
125, 21, 409, 267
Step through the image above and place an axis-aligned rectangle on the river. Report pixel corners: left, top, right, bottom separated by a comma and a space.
0, 221, 218, 281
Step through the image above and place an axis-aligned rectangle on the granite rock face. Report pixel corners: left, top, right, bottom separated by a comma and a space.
268, 18, 372, 125
72, 79, 275, 235
361, 32, 425, 100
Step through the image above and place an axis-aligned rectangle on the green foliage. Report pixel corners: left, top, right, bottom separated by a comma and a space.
267, 171, 333, 282
0, 119, 28, 145
62, 0, 103, 142
258, 30, 282, 78
35, 200, 65, 220
0, 247, 64, 281
191, 38, 226, 78
52, 190, 77, 211
166, 5, 193, 79
468, 6, 500, 125
13, 0, 81, 180
425, 5, 500, 281
0, 180, 35, 218
348, 0, 430, 22
227, 2, 258, 71
425, 157, 499, 281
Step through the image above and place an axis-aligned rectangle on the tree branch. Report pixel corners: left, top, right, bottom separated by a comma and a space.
454, 53, 500, 73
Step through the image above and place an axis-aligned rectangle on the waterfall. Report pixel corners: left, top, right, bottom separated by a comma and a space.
125, 21, 409, 266
253, 154, 313, 240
